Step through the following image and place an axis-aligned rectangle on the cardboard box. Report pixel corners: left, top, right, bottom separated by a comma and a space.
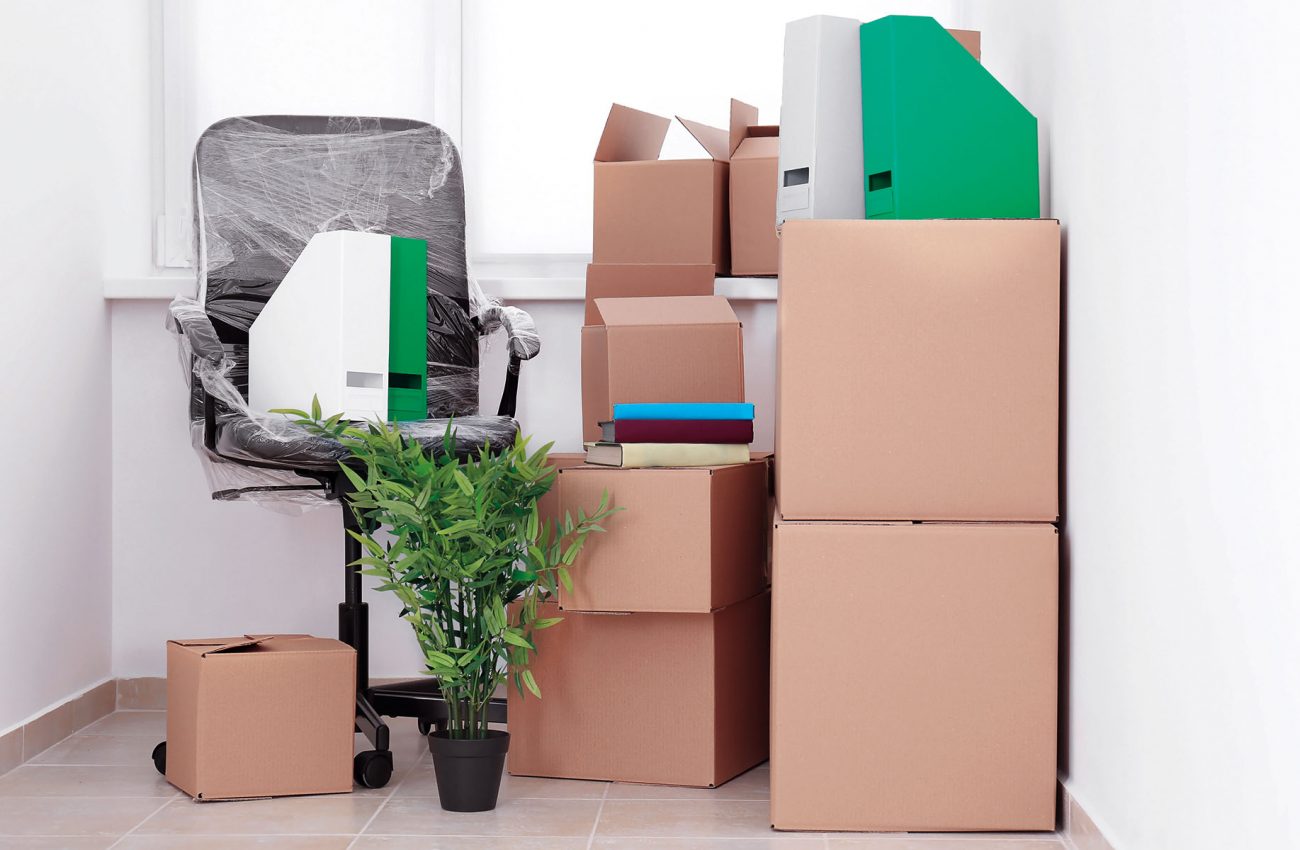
770, 521, 1057, 831
508, 592, 769, 787
776, 219, 1060, 521
727, 100, 779, 276
584, 263, 715, 324
581, 295, 745, 444
556, 459, 767, 613
165, 635, 355, 800
593, 103, 733, 273
537, 452, 587, 528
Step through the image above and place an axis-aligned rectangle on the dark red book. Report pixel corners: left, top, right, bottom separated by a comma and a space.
599, 419, 754, 444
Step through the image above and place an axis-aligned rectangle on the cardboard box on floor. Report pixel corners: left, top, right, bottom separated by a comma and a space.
165, 635, 355, 800
727, 100, 780, 276
776, 219, 1060, 521
508, 591, 769, 787
583, 263, 715, 324
556, 459, 767, 613
770, 521, 1057, 831
537, 452, 587, 528
581, 295, 745, 444
593, 103, 741, 273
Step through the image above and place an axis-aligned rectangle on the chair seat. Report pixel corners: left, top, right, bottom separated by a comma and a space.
213, 414, 520, 473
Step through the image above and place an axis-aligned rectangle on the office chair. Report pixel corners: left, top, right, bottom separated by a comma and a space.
158, 116, 538, 788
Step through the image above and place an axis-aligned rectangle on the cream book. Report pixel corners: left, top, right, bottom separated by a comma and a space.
584, 442, 751, 469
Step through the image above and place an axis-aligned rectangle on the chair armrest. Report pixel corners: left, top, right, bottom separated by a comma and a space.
167, 297, 227, 365
477, 303, 541, 361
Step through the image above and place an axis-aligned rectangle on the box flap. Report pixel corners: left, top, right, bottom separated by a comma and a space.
593, 295, 738, 328
169, 636, 271, 657
732, 135, 779, 161
727, 99, 760, 157
675, 116, 731, 162
595, 104, 670, 163
584, 263, 716, 324
947, 27, 981, 60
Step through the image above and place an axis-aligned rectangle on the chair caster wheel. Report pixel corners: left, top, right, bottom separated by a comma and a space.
354, 750, 393, 789
417, 718, 432, 736
151, 741, 167, 776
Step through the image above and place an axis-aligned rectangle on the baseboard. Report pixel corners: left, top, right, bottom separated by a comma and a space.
1060, 780, 1117, 850
0, 679, 117, 776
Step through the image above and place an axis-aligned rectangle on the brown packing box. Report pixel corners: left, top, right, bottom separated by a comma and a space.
537, 452, 587, 528
770, 521, 1058, 831
583, 263, 716, 325
727, 99, 780, 276
776, 219, 1060, 521
581, 295, 745, 444
557, 459, 767, 613
508, 591, 769, 787
165, 635, 355, 800
948, 28, 982, 59
593, 103, 733, 273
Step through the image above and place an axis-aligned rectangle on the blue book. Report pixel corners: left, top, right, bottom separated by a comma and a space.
612, 402, 755, 421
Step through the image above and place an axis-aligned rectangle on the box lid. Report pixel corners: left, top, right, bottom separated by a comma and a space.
592, 295, 739, 328
167, 634, 345, 658
674, 116, 731, 162
727, 98, 778, 158
595, 103, 735, 164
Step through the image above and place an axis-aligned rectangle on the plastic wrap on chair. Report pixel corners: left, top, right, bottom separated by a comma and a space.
169, 116, 533, 510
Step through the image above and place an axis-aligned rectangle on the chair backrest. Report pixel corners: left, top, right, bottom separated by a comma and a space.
190, 115, 479, 420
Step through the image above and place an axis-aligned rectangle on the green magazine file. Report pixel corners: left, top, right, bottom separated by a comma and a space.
387, 236, 428, 421
860, 15, 1039, 219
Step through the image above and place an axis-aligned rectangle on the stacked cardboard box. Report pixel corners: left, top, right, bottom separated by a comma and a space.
508, 105, 773, 787
771, 219, 1061, 831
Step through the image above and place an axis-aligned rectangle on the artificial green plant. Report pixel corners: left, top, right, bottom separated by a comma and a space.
280, 400, 617, 740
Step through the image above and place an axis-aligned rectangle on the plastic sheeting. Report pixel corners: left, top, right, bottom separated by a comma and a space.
169, 116, 538, 509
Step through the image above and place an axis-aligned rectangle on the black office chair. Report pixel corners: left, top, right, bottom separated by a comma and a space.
159, 116, 537, 788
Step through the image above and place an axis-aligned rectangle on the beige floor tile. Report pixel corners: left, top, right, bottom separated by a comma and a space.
396, 763, 606, 800
114, 836, 355, 849
82, 712, 166, 738
591, 839, 826, 849
364, 796, 601, 837
21, 704, 75, 762
0, 838, 119, 849
72, 684, 117, 731
608, 763, 770, 801
133, 795, 382, 835
117, 679, 166, 711
595, 799, 777, 839
0, 797, 164, 836
353, 838, 589, 850
30, 734, 151, 766
0, 765, 178, 797
826, 839, 1062, 849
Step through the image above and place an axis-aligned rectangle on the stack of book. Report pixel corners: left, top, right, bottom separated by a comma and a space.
586, 402, 755, 468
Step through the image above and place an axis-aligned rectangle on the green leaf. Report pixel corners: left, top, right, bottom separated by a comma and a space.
521, 669, 541, 698
502, 629, 534, 650
534, 617, 563, 630
310, 394, 322, 420
452, 468, 474, 496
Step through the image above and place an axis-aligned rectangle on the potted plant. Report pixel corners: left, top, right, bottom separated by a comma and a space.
286, 407, 617, 811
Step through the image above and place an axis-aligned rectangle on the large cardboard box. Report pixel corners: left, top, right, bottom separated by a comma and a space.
537, 452, 587, 528
727, 100, 779, 276
776, 219, 1060, 521
770, 521, 1058, 831
508, 592, 769, 787
593, 104, 733, 273
581, 295, 745, 443
556, 459, 767, 613
165, 635, 355, 800
583, 263, 715, 324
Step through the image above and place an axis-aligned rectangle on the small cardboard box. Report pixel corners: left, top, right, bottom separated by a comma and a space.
593, 104, 732, 273
556, 459, 768, 613
727, 100, 780, 276
583, 263, 716, 324
508, 591, 769, 787
165, 635, 356, 800
581, 295, 745, 444
770, 521, 1057, 831
776, 219, 1060, 521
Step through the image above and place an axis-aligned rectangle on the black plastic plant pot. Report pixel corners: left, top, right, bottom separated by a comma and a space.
427, 730, 510, 812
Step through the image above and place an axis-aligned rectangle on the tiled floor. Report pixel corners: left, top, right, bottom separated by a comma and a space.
0, 711, 1069, 849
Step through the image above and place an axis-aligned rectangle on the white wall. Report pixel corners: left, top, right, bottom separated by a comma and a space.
0, 2, 128, 731
966, 2, 1300, 848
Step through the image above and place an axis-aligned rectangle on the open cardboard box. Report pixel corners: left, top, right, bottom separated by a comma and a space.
593, 103, 745, 273
583, 263, 716, 325
581, 295, 745, 444
727, 99, 780, 276
770, 520, 1057, 831
556, 459, 768, 613
508, 591, 770, 787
